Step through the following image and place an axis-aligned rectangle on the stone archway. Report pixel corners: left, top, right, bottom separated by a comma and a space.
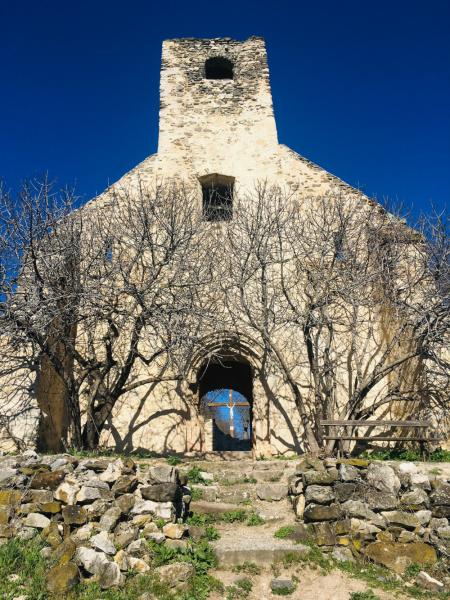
198, 358, 253, 451
185, 333, 272, 455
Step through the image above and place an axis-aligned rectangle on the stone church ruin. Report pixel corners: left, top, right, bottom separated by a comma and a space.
0, 37, 448, 455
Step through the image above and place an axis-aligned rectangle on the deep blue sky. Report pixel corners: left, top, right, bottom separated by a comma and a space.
1, 0, 449, 217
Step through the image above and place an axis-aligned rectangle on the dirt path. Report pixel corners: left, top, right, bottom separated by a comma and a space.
210, 564, 411, 600
209, 520, 415, 600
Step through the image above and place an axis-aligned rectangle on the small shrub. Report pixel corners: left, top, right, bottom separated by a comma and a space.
429, 467, 443, 475
186, 466, 210, 485
183, 574, 224, 600
360, 447, 450, 463
221, 510, 248, 523
428, 448, 450, 462
155, 517, 166, 529
280, 552, 304, 568
274, 525, 294, 539
179, 540, 217, 575
246, 512, 265, 526
236, 577, 253, 592
149, 539, 179, 565
187, 512, 215, 526
166, 455, 181, 466
204, 525, 220, 541
226, 585, 242, 600
149, 538, 216, 575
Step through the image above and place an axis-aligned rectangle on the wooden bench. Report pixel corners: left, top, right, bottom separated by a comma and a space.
320, 419, 441, 456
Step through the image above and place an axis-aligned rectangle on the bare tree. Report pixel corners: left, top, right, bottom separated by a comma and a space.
1, 178, 447, 453
0, 179, 216, 450
219, 185, 449, 452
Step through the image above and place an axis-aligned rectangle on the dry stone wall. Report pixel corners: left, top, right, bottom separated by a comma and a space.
1, 452, 449, 594
288, 456, 450, 573
0, 451, 194, 594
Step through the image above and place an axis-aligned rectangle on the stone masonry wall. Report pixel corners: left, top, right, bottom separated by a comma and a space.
288, 456, 450, 575
0, 451, 195, 594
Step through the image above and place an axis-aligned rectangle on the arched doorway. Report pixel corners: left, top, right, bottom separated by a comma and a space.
198, 358, 253, 451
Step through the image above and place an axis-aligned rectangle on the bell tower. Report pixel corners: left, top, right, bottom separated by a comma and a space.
157, 37, 278, 172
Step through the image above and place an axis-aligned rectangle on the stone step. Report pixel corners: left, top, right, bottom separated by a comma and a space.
214, 469, 288, 485
192, 481, 291, 505
184, 451, 254, 461
190, 500, 251, 515
188, 461, 296, 484
211, 532, 309, 566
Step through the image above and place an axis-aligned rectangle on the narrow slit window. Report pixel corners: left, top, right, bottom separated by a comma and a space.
200, 174, 234, 222
204, 57, 233, 80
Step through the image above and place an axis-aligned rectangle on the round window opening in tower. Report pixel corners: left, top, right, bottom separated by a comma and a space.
204, 57, 233, 80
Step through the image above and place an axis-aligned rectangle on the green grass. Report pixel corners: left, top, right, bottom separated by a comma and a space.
187, 512, 216, 526
72, 572, 223, 600
350, 591, 381, 600
69, 448, 159, 460
272, 583, 296, 596
274, 540, 447, 600
220, 510, 248, 523
232, 562, 261, 576
236, 578, 252, 592
225, 577, 253, 599
186, 466, 212, 485
429, 467, 443, 476
182, 574, 224, 600
405, 563, 422, 578
187, 509, 249, 526
246, 512, 265, 526
0, 537, 47, 600
304, 542, 333, 572
337, 556, 448, 599
149, 539, 216, 575
274, 526, 294, 539
190, 487, 204, 501
166, 455, 181, 466
360, 447, 450, 462
0, 535, 221, 600
203, 525, 220, 541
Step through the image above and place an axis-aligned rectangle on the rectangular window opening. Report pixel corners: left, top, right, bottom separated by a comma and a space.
202, 182, 233, 222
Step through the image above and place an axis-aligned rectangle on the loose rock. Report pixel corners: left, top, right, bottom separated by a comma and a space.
46, 562, 79, 594
366, 463, 401, 495
363, 541, 437, 574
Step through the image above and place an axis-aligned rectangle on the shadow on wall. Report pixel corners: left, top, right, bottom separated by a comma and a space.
99, 355, 305, 456
101, 377, 191, 454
